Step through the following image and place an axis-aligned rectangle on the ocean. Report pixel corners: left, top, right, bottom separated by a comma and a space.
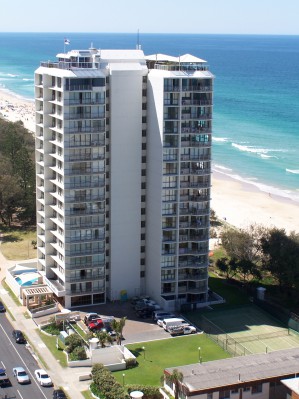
0, 32, 298, 202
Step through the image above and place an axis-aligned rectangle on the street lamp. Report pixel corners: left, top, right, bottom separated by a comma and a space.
122, 373, 125, 386
198, 347, 201, 363
142, 346, 146, 360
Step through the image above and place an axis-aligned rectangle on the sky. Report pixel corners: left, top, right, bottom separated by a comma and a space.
1, 0, 299, 35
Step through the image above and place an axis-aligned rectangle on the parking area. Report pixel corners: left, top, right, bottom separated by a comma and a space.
80, 300, 173, 344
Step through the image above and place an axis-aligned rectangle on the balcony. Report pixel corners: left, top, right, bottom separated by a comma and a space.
67, 112, 105, 121
66, 153, 105, 162
69, 273, 105, 282
66, 286, 105, 295
67, 261, 105, 270
179, 208, 210, 216
178, 246, 209, 255
65, 246, 105, 256
65, 99, 105, 106
65, 167, 105, 176
178, 272, 208, 281
182, 86, 212, 92
65, 180, 105, 189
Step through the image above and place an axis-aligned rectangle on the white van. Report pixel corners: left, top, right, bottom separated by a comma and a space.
162, 318, 188, 332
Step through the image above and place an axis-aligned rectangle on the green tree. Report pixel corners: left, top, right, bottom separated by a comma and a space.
166, 369, 184, 399
216, 257, 238, 279
111, 317, 126, 345
95, 330, 113, 348
261, 228, 299, 292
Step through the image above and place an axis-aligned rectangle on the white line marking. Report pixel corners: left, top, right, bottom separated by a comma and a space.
17, 389, 25, 399
0, 323, 48, 399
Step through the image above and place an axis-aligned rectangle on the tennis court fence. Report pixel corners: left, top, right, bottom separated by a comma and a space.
200, 315, 290, 357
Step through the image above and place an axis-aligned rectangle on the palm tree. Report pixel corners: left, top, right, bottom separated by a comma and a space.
95, 330, 111, 348
167, 369, 184, 399
111, 317, 127, 345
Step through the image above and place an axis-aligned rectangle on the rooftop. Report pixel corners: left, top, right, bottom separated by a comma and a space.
165, 348, 299, 393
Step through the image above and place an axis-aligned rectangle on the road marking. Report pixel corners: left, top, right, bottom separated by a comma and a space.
1, 360, 6, 368
0, 323, 48, 399
17, 389, 25, 399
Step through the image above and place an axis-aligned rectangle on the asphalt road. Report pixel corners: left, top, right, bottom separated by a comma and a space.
0, 313, 54, 399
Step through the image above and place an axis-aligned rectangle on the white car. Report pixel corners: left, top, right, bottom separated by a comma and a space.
34, 369, 52, 386
170, 325, 197, 335
13, 367, 30, 384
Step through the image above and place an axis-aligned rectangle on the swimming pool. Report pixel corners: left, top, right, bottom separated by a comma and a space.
15, 272, 40, 286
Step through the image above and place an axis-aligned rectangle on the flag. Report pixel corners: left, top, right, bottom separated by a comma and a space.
64, 39, 70, 45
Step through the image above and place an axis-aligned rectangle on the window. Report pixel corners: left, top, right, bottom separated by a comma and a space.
140, 271, 145, 278
243, 387, 250, 392
219, 390, 230, 399
207, 394, 213, 399
252, 384, 262, 394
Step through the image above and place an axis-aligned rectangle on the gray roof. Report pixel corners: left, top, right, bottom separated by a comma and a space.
165, 348, 299, 393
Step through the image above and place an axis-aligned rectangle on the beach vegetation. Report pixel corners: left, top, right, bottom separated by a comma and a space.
0, 119, 36, 226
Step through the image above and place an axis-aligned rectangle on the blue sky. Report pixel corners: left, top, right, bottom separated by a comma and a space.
1, 0, 298, 35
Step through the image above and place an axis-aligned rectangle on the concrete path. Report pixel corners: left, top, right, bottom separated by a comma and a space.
0, 233, 89, 399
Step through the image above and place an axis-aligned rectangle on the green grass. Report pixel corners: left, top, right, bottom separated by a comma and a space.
113, 335, 230, 386
71, 323, 88, 340
208, 274, 250, 307
81, 391, 93, 399
37, 330, 68, 368
0, 226, 37, 260
1, 279, 22, 306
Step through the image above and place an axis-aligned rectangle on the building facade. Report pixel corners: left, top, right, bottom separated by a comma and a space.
35, 48, 213, 309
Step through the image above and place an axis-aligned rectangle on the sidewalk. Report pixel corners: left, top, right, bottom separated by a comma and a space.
0, 242, 90, 399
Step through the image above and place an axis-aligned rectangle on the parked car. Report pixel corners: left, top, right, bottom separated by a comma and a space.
170, 325, 197, 336
13, 367, 31, 384
0, 368, 10, 387
0, 301, 5, 312
12, 330, 26, 344
136, 308, 153, 319
152, 311, 175, 321
84, 313, 99, 325
34, 369, 52, 386
53, 389, 67, 398
88, 319, 104, 331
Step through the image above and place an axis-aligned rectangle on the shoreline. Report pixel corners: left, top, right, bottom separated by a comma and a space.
0, 88, 35, 133
211, 171, 299, 233
1, 88, 298, 234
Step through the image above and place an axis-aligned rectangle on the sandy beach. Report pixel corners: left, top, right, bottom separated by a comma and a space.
1, 89, 298, 234
0, 89, 35, 133
211, 172, 299, 233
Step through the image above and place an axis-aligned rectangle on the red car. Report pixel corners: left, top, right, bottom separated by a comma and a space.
88, 319, 104, 331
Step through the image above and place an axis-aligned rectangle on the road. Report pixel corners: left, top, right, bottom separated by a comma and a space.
0, 313, 54, 399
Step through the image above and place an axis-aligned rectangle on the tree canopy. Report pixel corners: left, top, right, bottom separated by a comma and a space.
0, 118, 36, 225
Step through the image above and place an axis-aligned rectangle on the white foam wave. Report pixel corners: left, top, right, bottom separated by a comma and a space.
260, 154, 277, 159
7, 73, 18, 77
232, 143, 288, 156
213, 137, 229, 142
213, 169, 299, 203
22, 78, 34, 81
286, 169, 299, 174
213, 164, 232, 172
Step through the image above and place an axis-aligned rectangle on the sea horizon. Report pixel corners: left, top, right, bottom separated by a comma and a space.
1, 32, 299, 203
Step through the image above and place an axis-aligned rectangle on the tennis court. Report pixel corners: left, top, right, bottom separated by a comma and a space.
201, 305, 299, 356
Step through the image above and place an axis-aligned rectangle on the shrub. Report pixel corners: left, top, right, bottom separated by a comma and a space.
125, 358, 137, 369
69, 346, 87, 361
65, 334, 83, 353
42, 323, 62, 336
91, 363, 129, 399
128, 385, 161, 399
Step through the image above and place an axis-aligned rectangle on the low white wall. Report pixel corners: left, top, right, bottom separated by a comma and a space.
31, 303, 59, 318
5, 271, 21, 300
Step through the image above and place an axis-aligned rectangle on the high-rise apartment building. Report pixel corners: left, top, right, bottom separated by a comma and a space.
35, 48, 213, 310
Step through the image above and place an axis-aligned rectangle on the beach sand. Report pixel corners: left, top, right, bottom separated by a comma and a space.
1, 88, 298, 234
211, 172, 299, 233
0, 89, 35, 133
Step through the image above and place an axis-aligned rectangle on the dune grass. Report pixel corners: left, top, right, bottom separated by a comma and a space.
0, 226, 37, 260
113, 334, 230, 386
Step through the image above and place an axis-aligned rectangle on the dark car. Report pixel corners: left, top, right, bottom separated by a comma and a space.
53, 389, 67, 399
0, 301, 5, 312
12, 330, 26, 344
136, 308, 152, 319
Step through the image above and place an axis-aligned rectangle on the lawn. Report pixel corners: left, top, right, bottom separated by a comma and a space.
113, 334, 230, 386
0, 226, 37, 260
81, 391, 93, 399
37, 330, 68, 368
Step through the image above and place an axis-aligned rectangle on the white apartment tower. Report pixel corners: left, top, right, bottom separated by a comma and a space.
35, 48, 213, 310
